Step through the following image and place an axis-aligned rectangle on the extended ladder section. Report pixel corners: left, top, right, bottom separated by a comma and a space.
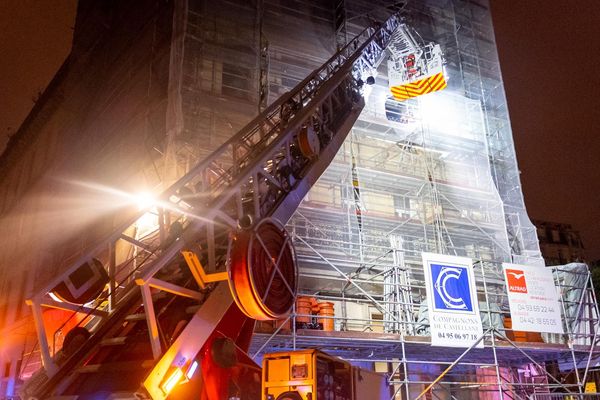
21, 14, 400, 400
386, 23, 446, 102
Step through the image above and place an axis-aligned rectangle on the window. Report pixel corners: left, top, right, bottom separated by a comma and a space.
537, 227, 546, 239
222, 63, 252, 100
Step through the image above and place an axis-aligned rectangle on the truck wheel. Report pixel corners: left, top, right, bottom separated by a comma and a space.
276, 392, 303, 400
62, 327, 90, 357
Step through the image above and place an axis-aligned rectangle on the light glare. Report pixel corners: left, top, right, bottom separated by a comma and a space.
186, 360, 199, 380
160, 368, 184, 395
135, 192, 156, 211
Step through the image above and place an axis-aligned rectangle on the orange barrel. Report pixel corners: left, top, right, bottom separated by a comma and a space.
310, 297, 320, 314
318, 302, 335, 331
526, 331, 543, 343
504, 316, 528, 342
296, 296, 313, 324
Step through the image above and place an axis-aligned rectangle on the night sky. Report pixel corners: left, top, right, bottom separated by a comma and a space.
491, 1, 600, 260
1, 1, 599, 260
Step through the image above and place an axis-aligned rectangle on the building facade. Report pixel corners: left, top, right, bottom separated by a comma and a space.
534, 219, 586, 265
0, 0, 597, 398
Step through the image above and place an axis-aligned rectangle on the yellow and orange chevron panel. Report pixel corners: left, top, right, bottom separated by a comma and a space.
390, 72, 447, 101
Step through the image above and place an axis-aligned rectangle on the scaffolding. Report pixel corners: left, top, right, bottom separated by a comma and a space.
249, 0, 600, 398
251, 261, 600, 398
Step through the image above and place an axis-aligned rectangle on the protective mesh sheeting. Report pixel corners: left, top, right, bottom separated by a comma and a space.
284, 0, 531, 336
556, 263, 588, 329
164, 0, 262, 181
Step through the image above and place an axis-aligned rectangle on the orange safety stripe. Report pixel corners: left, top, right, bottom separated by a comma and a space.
390, 72, 447, 101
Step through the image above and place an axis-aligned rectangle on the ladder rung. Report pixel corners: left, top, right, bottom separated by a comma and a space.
76, 360, 155, 374
99, 337, 128, 346
124, 313, 146, 322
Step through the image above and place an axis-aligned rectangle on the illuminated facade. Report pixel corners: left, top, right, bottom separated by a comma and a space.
251, 1, 599, 398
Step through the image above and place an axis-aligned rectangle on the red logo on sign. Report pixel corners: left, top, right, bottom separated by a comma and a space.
506, 269, 527, 293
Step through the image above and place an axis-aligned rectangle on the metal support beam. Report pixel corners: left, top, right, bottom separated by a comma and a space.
181, 250, 229, 289
415, 328, 491, 400
39, 297, 108, 318
140, 284, 162, 360
108, 241, 117, 312
25, 298, 58, 376
144, 277, 203, 300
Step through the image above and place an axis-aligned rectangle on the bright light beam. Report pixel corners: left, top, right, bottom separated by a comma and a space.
135, 191, 156, 211
60, 179, 222, 227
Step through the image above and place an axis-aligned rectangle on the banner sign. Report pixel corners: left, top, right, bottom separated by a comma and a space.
502, 263, 564, 334
422, 253, 484, 348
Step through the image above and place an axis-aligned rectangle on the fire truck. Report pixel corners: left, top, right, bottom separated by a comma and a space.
19, 12, 444, 400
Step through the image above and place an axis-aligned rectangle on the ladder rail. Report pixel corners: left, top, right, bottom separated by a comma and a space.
159, 17, 397, 209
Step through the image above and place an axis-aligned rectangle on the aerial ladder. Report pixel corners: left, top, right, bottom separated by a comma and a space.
384, 23, 447, 123
20, 13, 401, 400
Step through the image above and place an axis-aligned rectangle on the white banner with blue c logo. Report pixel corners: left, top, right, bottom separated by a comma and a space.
422, 252, 484, 348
